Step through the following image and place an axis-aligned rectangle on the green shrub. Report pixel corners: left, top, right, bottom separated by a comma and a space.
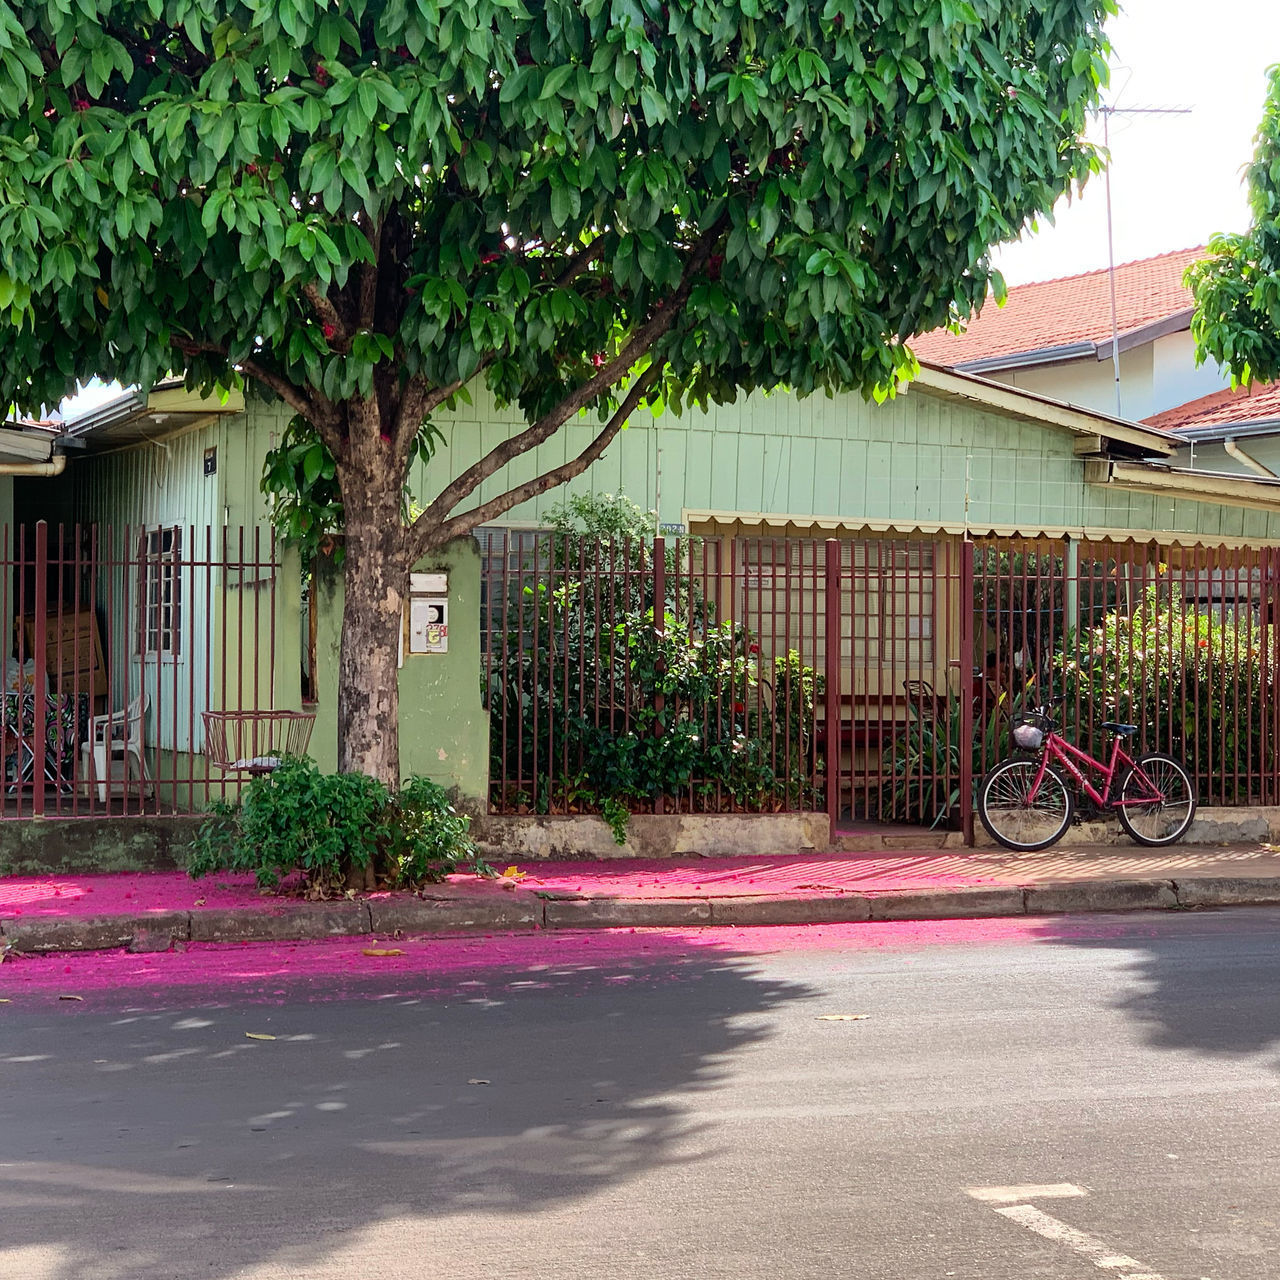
187, 757, 476, 895
1052, 585, 1266, 803
486, 495, 823, 838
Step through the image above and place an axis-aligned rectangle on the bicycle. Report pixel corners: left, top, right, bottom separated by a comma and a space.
977, 703, 1196, 852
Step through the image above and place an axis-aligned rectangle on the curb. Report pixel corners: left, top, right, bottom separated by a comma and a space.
2, 876, 1277, 955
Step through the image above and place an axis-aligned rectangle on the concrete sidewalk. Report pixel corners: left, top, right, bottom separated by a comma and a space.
3, 845, 1280, 955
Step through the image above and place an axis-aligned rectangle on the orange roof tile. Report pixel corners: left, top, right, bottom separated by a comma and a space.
1144, 382, 1280, 432
912, 247, 1205, 368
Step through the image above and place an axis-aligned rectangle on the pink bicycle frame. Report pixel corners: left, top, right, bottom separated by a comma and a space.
1028, 732, 1164, 809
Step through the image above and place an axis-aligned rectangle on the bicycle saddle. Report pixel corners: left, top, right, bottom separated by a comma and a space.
1100, 721, 1138, 736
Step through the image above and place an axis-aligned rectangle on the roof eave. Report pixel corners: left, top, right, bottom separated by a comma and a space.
946, 308, 1195, 375
914, 364, 1176, 458
1085, 458, 1280, 514
953, 342, 1097, 374
1169, 417, 1280, 443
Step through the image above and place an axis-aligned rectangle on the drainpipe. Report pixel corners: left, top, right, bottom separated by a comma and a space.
1223, 437, 1277, 478
0, 455, 67, 477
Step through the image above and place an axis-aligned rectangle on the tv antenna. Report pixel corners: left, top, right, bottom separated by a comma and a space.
1098, 103, 1192, 417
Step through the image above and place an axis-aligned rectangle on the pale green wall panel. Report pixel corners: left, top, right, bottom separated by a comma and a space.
787, 436, 817, 515
682, 430, 714, 512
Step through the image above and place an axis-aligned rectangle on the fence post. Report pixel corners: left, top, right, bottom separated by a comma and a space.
1264, 545, 1274, 803
959, 537, 975, 846
824, 539, 841, 845
652, 536, 665, 817
32, 521, 48, 819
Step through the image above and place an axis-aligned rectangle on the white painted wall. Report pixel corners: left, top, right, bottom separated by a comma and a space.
982, 329, 1231, 423
1171, 437, 1280, 479
1151, 329, 1231, 414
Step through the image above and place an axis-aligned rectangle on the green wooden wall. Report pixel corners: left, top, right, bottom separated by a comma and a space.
72, 382, 1280, 547
404, 383, 1280, 544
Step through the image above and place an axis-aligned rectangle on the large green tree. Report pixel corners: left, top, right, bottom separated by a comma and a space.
1190, 64, 1280, 384
0, 0, 1114, 785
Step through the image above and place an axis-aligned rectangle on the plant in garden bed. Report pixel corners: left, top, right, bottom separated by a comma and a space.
187, 757, 477, 896
489, 588, 823, 839
485, 492, 824, 837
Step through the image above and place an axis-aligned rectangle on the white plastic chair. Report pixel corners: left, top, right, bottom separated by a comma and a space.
82, 692, 151, 803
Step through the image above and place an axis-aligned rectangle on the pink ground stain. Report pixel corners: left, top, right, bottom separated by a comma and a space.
509, 854, 1003, 897
0, 915, 1147, 1005
0, 871, 271, 918
0, 854, 1001, 924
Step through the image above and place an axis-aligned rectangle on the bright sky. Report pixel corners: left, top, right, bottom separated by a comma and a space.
992, 0, 1280, 285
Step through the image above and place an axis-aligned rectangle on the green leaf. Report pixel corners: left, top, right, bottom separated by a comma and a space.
302, 442, 326, 486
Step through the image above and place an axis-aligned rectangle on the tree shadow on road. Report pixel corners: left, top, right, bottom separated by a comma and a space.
1029, 907, 1280, 1063
0, 930, 815, 1280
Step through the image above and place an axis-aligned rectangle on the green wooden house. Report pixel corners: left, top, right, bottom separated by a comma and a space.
7, 362, 1280, 823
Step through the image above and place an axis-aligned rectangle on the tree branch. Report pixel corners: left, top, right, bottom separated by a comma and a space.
413, 220, 723, 533
386, 235, 603, 457
302, 283, 349, 351
416, 365, 660, 552
172, 338, 343, 454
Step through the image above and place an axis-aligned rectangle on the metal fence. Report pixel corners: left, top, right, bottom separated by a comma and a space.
973, 539, 1280, 809
485, 532, 1280, 839
0, 521, 281, 818
482, 532, 826, 817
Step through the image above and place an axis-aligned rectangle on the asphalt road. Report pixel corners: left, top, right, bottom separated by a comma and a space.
3, 910, 1280, 1279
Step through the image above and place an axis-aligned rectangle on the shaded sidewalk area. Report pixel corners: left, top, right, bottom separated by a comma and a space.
4, 844, 1280, 955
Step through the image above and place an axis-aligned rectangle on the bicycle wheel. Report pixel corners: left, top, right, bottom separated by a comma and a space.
978, 757, 1074, 852
1116, 752, 1197, 847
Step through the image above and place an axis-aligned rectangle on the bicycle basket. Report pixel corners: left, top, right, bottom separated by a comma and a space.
1011, 712, 1050, 751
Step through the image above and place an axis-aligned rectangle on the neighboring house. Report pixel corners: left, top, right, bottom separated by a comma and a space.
10, 357, 1280, 828
1148, 383, 1280, 479
911, 247, 1230, 423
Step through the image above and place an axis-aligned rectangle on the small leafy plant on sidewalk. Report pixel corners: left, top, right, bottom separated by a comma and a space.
188, 757, 477, 896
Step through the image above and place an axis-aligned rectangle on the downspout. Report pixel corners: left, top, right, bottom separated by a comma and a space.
0, 455, 67, 477
1224, 437, 1277, 478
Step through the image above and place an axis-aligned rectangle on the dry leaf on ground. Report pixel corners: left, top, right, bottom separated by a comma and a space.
58, 994, 84, 1002
362, 948, 404, 957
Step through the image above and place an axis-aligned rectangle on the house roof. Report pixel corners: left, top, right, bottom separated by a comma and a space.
65, 378, 244, 447
1145, 383, 1280, 434
912, 247, 1206, 372
0, 423, 58, 464
914, 363, 1174, 459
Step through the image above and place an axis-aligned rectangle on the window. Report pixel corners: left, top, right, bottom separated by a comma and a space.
737, 538, 936, 669
137, 527, 182, 658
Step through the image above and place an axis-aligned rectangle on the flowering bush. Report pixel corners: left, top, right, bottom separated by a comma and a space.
1051, 586, 1267, 803
488, 599, 823, 839
485, 495, 823, 838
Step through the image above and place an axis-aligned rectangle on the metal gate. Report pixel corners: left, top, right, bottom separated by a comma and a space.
823, 535, 1280, 846
822, 538, 970, 838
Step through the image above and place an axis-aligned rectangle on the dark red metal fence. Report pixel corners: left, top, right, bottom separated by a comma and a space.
482, 532, 826, 818
822, 538, 968, 835
0, 521, 281, 818
973, 539, 1280, 809
486, 531, 1280, 840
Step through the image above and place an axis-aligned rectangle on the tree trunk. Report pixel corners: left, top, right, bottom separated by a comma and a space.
336, 482, 408, 790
